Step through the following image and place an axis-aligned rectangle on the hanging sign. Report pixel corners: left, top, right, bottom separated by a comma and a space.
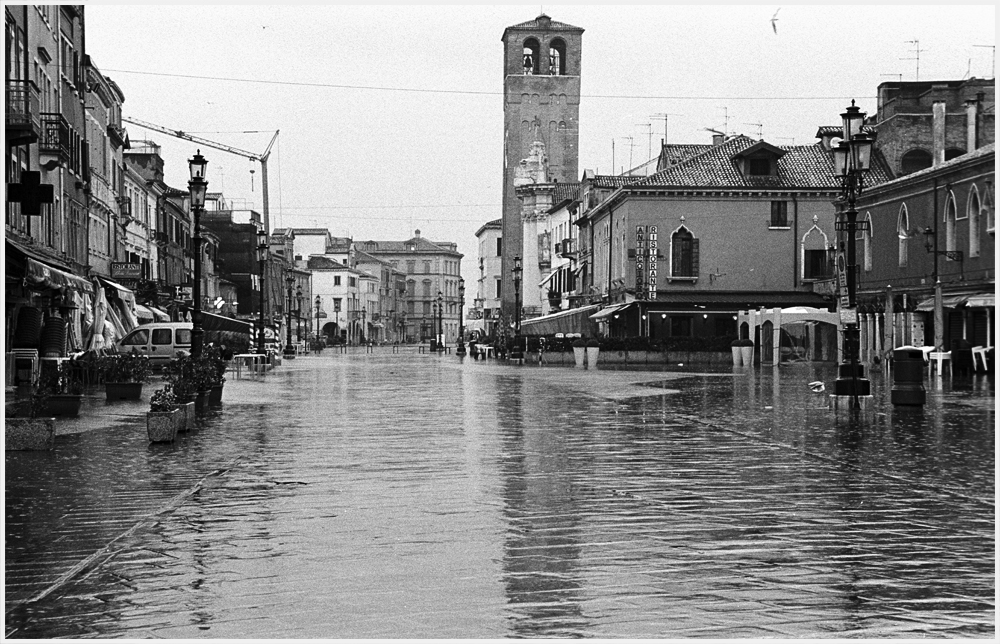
635, 226, 646, 298
647, 226, 658, 300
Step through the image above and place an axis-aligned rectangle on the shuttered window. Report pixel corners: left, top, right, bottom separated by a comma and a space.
671, 228, 698, 278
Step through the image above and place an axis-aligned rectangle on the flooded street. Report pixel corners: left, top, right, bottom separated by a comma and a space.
5, 351, 995, 638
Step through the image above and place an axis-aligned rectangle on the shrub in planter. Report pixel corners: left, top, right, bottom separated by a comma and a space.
100, 351, 152, 400
5, 385, 55, 450
572, 339, 587, 367
37, 361, 84, 417
585, 339, 601, 368
147, 385, 179, 443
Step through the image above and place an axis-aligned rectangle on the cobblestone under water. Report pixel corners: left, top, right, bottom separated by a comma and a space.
5, 351, 995, 638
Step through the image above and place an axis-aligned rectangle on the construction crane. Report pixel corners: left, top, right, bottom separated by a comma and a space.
122, 116, 279, 232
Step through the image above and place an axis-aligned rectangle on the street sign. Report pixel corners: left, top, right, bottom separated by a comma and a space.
840, 308, 857, 325
836, 253, 850, 310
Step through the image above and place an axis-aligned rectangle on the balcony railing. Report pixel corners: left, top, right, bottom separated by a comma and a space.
6, 80, 41, 145
40, 113, 72, 163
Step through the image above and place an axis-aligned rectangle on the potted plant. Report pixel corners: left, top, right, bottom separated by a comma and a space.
586, 339, 601, 368
733, 338, 754, 366
147, 385, 179, 443
5, 385, 55, 450
572, 338, 587, 368
38, 361, 84, 417
100, 351, 152, 400
164, 355, 197, 429
204, 345, 227, 405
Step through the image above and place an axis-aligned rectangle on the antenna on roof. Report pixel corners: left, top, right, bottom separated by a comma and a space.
902, 39, 926, 81
650, 113, 683, 147
743, 122, 763, 139
973, 44, 995, 78
880, 73, 903, 81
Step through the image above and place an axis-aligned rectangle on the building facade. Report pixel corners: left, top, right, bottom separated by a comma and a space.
473, 218, 503, 338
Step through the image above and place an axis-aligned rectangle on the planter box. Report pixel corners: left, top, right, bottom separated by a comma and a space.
741, 346, 754, 366
586, 347, 600, 368
195, 391, 210, 414
147, 410, 179, 443
6, 417, 56, 450
43, 394, 83, 418
732, 346, 743, 366
209, 384, 224, 406
106, 382, 143, 401
573, 347, 586, 368
178, 401, 196, 431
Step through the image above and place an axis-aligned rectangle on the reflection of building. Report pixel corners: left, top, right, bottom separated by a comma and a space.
501, 13, 583, 321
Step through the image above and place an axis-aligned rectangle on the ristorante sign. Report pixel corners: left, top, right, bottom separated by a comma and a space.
635, 225, 658, 300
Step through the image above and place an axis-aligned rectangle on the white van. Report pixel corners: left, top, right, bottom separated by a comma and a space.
117, 322, 192, 366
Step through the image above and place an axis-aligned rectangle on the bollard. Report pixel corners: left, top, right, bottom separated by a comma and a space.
891, 347, 926, 406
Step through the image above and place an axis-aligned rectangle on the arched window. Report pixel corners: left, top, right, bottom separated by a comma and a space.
944, 192, 958, 260
860, 212, 873, 272
548, 38, 566, 75
801, 223, 830, 280
670, 226, 698, 278
968, 185, 981, 258
522, 38, 540, 75
901, 149, 932, 175
985, 187, 995, 235
897, 204, 910, 268
944, 148, 966, 162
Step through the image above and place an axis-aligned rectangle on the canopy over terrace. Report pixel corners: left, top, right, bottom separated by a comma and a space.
521, 304, 601, 337
738, 306, 841, 365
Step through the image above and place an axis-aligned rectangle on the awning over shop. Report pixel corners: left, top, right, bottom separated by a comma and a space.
135, 304, 170, 323
916, 294, 973, 311
200, 310, 253, 335
522, 304, 601, 336
22, 258, 95, 295
966, 293, 995, 308
589, 303, 632, 321
97, 277, 136, 306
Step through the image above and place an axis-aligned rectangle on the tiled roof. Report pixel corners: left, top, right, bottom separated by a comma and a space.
360, 237, 460, 255
306, 256, 347, 270
661, 144, 714, 168
589, 175, 644, 189
476, 219, 502, 237
505, 14, 583, 32
636, 135, 893, 189
861, 142, 995, 192
291, 228, 331, 235
552, 182, 580, 202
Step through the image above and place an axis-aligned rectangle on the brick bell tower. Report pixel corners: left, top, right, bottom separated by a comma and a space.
500, 13, 583, 322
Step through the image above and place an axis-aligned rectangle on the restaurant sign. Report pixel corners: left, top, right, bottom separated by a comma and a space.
110, 262, 142, 280
635, 225, 658, 300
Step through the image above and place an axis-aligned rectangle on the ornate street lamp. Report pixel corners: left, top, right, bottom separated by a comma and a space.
436, 290, 444, 349
832, 101, 874, 409
187, 150, 208, 358
284, 274, 295, 357
361, 306, 367, 345
511, 256, 523, 361
456, 278, 466, 356
296, 286, 303, 343
256, 227, 268, 355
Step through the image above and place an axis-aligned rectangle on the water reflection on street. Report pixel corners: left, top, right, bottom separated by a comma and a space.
5, 353, 994, 638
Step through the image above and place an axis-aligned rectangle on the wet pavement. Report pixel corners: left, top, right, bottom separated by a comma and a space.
5, 349, 995, 638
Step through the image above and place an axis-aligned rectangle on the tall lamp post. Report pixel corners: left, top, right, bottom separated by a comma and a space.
400, 310, 407, 343
923, 227, 963, 352
284, 275, 295, 357
457, 278, 466, 356
296, 286, 303, 343
436, 291, 444, 349
361, 307, 367, 345
256, 228, 268, 355
314, 295, 321, 347
187, 151, 208, 358
831, 100, 874, 409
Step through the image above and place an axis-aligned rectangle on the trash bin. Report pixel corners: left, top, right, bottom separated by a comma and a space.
891, 347, 925, 406
429, 339, 437, 352
951, 339, 974, 376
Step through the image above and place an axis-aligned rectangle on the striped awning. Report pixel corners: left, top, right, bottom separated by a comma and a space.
589, 303, 632, 321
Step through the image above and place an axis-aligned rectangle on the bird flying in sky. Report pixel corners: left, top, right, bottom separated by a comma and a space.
771, 8, 780, 34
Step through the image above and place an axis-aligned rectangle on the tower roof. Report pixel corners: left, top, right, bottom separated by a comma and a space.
503, 14, 584, 39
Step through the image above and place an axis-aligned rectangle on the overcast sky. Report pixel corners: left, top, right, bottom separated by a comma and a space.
85, 3, 994, 281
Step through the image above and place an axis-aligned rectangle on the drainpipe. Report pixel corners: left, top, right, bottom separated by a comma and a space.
792, 195, 799, 288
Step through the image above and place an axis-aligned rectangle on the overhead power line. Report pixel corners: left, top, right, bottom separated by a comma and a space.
102, 68, 874, 101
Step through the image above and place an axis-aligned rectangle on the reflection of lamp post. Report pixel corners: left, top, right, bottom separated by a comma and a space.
296, 286, 303, 343
831, 100, 874, 409
187, 150, 208, 358
400, 310, 407, 343
256, 227, 268, 355
923, 226, 964, 352
284, 275, 295, 357
457, 278, 466, 356
361, 306, 367, 345
436, 291, 444, 349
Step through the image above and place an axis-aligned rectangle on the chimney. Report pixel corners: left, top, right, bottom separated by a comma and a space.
414, 229, 421, 238
712, 134, 724, 146
966, 96, 980, 152
932, 101, 946, 166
